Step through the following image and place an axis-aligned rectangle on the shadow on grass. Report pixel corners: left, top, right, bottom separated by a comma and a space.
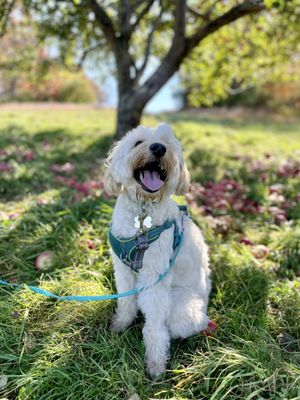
0, 193, 114, 282
160, 111, 300, 134
0, 124, 113, 201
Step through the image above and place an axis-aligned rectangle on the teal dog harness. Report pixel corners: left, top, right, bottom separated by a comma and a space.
109, 205, 188, 272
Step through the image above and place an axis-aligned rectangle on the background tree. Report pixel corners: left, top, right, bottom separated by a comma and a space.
0, 4, 102, 103
12, 0, 269, 137
0, 7, 39, 100
1, 0, 298, 138
180, 1, 300, 108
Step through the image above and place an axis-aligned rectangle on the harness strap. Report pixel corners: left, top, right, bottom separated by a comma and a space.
131, 233, 149, 272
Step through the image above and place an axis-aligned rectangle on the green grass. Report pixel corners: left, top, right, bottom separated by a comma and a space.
0, 106, 300, 400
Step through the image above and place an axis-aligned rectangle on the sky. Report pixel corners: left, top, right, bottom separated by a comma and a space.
85, 57, 182, 113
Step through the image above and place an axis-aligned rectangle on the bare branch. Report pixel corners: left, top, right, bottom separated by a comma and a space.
88, 0, 116, 50
187, 6, 210, 21
74, 42, 104, 71
130, 0, 156, 33
0, 0, 16, 38
136, 1, 164, 80
187, 0, 265, 51
187, 0, 219, 22
119, 0, 132, 37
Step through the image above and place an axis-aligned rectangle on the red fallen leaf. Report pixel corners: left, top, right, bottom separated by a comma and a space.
269, 184, 284, 194
268, 207, 287, 224
242, 204, 258, 214
0, 162, 10, 172
41, 141, 52, 150
275, 214, 287, 224
72, 192, 85, 202
51, 162, 75, 174
35, 251, 54, 271
213, 216, 233, 234
278, 159, 300, 178
72, 182, 90, 195
37, 198, 49, 205
260, 173, 267, 182
203, 320, 218, 336
23, 150, 35, 161
239, 237, 254, 246
102, 191, 112, 200
214, 199, 229, 209
232, 201, 244, 211
269, 193, 285, 204
249, 160, 266, 172
8, 212, 21, 220
252, 245, 269, 259
0, 150, 8, 158
86, 240, 95, 250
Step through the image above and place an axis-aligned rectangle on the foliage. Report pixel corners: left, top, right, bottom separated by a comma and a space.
0, 7, 41, 100
14, 65, 100, 103
0, 106, 300, 399
181, 2, 300, 107
0, 5, 101, 103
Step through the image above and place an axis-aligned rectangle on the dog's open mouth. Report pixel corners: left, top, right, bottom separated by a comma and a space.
134, 161, 167, 193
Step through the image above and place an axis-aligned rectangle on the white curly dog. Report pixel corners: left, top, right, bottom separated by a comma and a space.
104, 123, 213, 379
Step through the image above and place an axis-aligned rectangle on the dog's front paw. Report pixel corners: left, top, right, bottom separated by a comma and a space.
146, 358, 166, 380
110, 315, 130, 333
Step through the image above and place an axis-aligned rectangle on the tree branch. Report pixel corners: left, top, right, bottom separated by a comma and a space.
138, 0, 264, 103
119, 0, 132, 37
187, 0, 265, 51
136, 1, 164, 81
74, 42, 104, 71
0, 0, 16, 38
187, 0, 219, 22
88, 0, 116, 50
130, 0, 156, 33
173, 0, 186, 46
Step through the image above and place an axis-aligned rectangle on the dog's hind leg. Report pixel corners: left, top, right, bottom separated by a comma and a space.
110, 257, 138, 333
167, 287, 210, 339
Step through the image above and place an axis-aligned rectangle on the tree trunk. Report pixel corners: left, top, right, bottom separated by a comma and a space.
115, 92, 145, 140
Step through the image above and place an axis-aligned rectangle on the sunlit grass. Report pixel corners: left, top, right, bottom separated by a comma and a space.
0, 106, 300, 399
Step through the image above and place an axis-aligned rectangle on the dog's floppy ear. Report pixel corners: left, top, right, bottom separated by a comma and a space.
104, 144, 122, 196
175, 159, 190, 195
104, 166, 121, 196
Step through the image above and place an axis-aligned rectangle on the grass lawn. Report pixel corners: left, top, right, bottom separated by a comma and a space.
0, 105, 300, 400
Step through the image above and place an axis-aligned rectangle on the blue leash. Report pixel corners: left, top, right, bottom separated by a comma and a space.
0, 231, 184, 302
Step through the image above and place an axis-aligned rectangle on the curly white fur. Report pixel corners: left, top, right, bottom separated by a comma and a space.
105, 124, 211, 379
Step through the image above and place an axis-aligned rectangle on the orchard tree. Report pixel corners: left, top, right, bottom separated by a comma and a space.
180, 1, 300, 107
1, 0, 288, 138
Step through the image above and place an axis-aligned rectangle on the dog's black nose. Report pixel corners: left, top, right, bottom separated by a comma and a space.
149, 143, 166, 158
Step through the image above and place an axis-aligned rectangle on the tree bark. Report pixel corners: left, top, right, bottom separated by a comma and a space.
115, 91, 145, 140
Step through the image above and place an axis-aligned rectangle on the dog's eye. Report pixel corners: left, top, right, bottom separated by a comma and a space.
134, 140, 143, 147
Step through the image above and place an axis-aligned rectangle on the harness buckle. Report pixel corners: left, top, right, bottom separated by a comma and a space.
120, 253, 128, 263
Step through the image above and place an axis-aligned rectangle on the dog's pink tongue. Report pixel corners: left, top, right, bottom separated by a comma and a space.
140, 170, 164, 191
